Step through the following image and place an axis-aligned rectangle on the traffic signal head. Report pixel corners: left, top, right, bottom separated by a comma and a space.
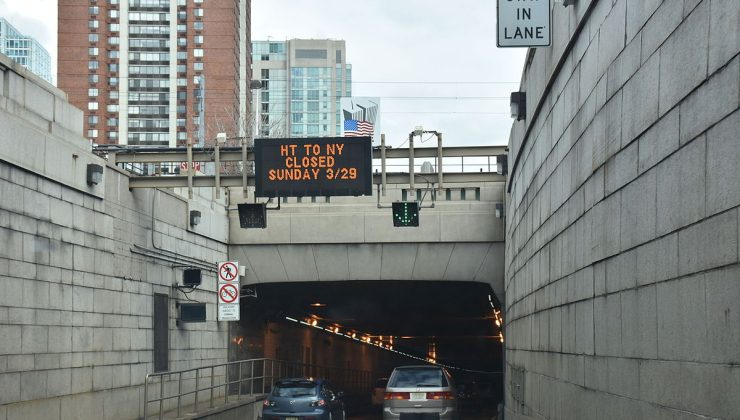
237, 203, 267, 228
392, 201, 419, 227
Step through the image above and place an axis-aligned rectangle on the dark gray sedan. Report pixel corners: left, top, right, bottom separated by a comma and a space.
262, 378, 346, 420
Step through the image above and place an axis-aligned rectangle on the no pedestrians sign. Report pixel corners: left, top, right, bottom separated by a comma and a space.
497, 0, 551, 47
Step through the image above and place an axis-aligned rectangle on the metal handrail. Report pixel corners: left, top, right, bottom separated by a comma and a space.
143, 358, 373, 420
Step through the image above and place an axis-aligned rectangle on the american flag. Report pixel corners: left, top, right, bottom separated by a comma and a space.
344, 119, 374, 137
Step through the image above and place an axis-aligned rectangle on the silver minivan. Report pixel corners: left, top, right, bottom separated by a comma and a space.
382, 365, 459, 420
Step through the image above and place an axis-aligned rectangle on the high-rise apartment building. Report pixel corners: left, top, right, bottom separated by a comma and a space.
58, 0, 251, 147
0, 17, 53, 83
251, 39, 351, 138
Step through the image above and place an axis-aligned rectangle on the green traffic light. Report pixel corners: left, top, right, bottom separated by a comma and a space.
392, 201, 419, 227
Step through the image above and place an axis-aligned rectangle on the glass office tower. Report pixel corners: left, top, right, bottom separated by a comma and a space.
0, 17, 53, 83
251, 39, 352, 138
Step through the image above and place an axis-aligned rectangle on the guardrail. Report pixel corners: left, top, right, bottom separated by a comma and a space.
143, 358, 373, 419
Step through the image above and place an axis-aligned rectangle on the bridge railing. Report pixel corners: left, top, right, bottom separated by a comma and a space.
143, 358, 372, 419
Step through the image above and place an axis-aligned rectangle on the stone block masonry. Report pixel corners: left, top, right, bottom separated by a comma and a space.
504, 0, 740, 419
0, 57, 229, 419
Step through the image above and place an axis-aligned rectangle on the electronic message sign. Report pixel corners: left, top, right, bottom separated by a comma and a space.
254, 137, 372, 197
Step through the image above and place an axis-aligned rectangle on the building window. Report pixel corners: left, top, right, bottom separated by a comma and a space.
88, 88, 98, 97
109, 23, 119, 32
88, 74, 99, 84
194, 35, 203, 44
109, 10, 119, 19
109, 63, 118, 72
88, 115, 98, 125
194, 8, 203, 17
108, 131, 118, 140
177, 24, 186, 32
177, 78, 187, 86
88, 60, 98, 70
87, 129, 98, 138
109, 91, 119, 100
89, 6, 99, 14
88, 47, 99, 56
89, 33, 99, 43
108, 50, 119, 59
107, 104, 119, 112
88, 102, 98, 110
193, 62, 203, 71
109, 77, 118, 86
193, 49, 203, 58
88, 20, 99, 29
177, 51, 187, 60
107, 117, 118, 127
193, 21, 203, 31
178, 38, 187, 47
108, 36, 119, 45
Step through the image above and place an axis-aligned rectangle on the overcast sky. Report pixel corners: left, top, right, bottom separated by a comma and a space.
1, 0, 526, 147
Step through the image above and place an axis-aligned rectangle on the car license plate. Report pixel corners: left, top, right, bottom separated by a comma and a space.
410, 392, 426, 400
285, 417, 299, 420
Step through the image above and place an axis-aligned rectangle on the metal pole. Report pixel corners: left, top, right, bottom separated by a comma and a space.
209, 367, 215, 408
195, 369, 200, 412
177, 373, 182, 418
250, 360, 255, 395
159, 376, 164, 419
437, 132, 444, 192
381, 133, 387, 196
215, 142, 221, 199
242, 138, 249, 198
144, 376, 149, 420
408, 132, 415, 197
238, 362, 243, 398
187, 140, 194, 199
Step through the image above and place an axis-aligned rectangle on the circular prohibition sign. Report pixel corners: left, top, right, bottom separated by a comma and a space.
218, 262, 239, 282
219, 283, 239, 303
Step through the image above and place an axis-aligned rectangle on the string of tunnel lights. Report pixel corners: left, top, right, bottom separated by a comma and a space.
283, 309, 505, 374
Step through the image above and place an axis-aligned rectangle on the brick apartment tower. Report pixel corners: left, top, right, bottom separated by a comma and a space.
58, 0, 252, 148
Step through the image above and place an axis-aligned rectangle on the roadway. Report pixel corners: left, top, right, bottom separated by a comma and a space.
349, 407, 499, 420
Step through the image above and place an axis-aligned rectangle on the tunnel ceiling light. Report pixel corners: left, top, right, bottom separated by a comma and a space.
310, 302, 326, 307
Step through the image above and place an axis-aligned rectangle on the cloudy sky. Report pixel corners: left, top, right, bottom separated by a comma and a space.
1, 0, 526, 147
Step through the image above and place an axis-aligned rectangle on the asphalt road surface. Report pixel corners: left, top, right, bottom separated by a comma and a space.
348, 406, 499, 420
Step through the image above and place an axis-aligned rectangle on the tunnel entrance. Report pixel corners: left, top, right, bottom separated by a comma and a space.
229, 280, 504, 413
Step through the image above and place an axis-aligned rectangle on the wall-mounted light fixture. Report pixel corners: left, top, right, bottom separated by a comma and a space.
562, 0, 576, 7
510, 92, 526, 121
86, 163, 103, 186
495, 203, 504, 219
189, 210, 202, 227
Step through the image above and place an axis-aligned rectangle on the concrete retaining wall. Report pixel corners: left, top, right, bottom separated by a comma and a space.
0, 55, 230, 419
504, 0, 739, 418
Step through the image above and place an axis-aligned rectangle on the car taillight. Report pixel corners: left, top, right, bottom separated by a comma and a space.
263, 399, 276, 407
426, 391, 455, 400
384, 392, 410, 400
309, 399, 326, 407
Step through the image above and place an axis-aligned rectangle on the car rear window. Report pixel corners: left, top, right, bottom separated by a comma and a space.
272, 380, 318, 397
388, 368, 448, 388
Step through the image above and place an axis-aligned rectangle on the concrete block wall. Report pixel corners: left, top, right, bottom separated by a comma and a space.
504, 0, 739, 419
0, 58, 230, 419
